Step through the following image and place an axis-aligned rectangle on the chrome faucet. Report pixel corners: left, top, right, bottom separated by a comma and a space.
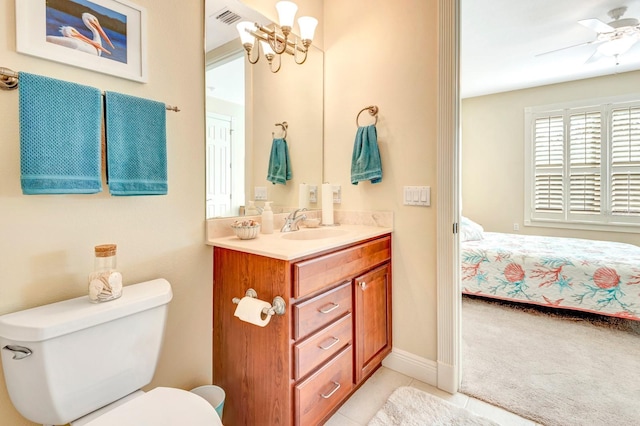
281, 208, 307, 232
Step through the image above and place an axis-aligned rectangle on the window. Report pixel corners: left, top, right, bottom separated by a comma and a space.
525, 97, 640, 232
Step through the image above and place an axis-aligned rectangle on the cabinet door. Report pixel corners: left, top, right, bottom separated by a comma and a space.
354, 263, 392, 383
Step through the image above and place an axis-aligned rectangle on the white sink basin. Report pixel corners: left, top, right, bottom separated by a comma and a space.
281, 228, 348, 240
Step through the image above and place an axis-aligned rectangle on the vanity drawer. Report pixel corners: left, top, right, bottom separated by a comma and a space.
294, 313, 352, 380
293, 236, 391, 298
293, 282, 351, 340
295, 345, 353, 426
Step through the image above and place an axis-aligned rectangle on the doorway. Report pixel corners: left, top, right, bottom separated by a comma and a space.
205, 54, 246, 218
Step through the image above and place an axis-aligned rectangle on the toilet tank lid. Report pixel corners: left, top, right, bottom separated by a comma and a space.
0, 279, 173, 342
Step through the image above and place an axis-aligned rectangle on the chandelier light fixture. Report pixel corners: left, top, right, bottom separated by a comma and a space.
236, 1, 318, 73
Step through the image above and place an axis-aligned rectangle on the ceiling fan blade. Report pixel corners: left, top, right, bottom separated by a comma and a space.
584, 50, 605, 64
578, 18, 615, 33
535, 40, 599, 57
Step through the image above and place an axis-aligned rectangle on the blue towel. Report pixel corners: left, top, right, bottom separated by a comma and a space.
104, 92, 167, 195
18, 72, 102, 194
351, 124, 382, 185
267, 138, 292, 185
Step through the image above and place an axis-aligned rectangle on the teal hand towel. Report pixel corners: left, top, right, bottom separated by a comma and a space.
267, 138, 292, 185
105, 92, 167, 195
19, 72, 102, 194
351, 124, 382, 185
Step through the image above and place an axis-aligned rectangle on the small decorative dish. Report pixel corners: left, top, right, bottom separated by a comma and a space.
231, 219, 260, 240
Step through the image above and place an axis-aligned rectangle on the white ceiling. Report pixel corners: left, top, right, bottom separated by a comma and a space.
205, 1, 640, 100
462, 0, 640, 98
205, 0, 271, 53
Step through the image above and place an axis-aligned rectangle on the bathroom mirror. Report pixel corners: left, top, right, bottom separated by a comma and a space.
205, 0, 324, 218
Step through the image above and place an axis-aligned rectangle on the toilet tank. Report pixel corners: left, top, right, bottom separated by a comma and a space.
0, 278, 173, 425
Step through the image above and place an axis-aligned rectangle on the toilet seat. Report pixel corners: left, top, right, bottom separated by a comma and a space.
81, 387, 222, 426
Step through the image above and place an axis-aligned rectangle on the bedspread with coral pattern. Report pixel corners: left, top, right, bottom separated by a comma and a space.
461, 232, 640, 320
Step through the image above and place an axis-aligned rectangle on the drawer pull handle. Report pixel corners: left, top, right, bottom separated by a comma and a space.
320, 381, 341, 399
318, 302, 339, 314
359, 281, 367, 290
318, 337, 340, 350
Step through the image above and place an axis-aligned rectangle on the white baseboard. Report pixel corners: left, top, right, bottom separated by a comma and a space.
436, 360, 459, 394
382, 348, 438, 386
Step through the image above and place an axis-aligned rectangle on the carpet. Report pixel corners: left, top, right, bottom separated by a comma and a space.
461, 296, 640, 426
368, 386, 499, 426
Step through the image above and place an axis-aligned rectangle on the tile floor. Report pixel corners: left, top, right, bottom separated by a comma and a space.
325, 367, 540, 426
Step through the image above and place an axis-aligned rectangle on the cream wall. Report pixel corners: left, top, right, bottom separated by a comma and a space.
0, 1, 210, 425
462, 70, 640, 247
323, 0, 439, 360
247, 0, 439, 363
251, 42, 323, 210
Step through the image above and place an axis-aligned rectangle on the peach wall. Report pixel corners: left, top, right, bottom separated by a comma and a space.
0, 1, 210, 424
323, 0, 439, 360
462, 70, 640, 246
247, 0, 440, 364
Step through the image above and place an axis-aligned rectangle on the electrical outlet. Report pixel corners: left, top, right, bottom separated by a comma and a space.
513, 223, 520, 231
255, 186, 267, 200
332, 185, 341, 203
309, 185, 318, 203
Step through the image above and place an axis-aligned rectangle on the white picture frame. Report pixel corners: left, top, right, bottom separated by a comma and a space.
16, 0, 148, 83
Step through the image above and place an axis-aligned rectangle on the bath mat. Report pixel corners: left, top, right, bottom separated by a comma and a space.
368, 386, 498, 426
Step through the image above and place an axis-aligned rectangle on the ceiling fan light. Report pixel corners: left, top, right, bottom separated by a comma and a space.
597, 36, 637, 56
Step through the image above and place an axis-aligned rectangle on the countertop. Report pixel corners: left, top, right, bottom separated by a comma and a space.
207, 224, 393, 261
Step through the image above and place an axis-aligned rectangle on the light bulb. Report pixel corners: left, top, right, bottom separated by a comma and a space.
597, 36, 638, 57
276, 1, 298, 29
260, 40, 275, 57
236, 21, 257, 46
298, 16, 318, 42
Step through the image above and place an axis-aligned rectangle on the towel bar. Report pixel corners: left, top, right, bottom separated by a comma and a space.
0, 66, 180, 112
356, 105, 378, 127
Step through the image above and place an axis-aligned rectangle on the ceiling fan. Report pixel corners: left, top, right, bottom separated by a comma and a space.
538, 6, 640, 64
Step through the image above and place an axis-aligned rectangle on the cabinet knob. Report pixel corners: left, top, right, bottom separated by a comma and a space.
359, 281, 367, 290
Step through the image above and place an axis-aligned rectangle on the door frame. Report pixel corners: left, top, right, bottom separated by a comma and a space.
436, 0, 461, 393
205, 112, 234, 218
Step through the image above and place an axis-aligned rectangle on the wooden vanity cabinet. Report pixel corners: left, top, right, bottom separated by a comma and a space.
354, 263, 392, 383
213, 234, 391, 426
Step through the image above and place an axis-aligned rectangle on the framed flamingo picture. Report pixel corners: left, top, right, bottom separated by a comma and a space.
16, 0, 148, 83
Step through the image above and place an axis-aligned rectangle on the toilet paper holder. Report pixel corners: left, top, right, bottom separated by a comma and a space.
232, 288, 286, 316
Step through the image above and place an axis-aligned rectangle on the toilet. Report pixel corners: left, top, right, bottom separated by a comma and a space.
0, 278, 222, 426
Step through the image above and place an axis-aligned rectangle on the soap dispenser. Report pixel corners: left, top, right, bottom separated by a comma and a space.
245, 200, 259, 216
261, 201, 274, 234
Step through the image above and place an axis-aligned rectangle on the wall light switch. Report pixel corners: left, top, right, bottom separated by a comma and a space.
254, 186, 267, 200
403, 186, 430, 206
421, 186, 431, 206
309, 185, 318, 203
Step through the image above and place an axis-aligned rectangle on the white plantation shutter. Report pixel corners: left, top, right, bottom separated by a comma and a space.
611, 106, 640, 215
526, 99, 640, 230
533, 116, 563, 213
569, 111, 601, 213
611, 173, 640, 214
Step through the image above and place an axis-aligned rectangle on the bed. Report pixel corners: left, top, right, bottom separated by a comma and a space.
460, 221, 640, 321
